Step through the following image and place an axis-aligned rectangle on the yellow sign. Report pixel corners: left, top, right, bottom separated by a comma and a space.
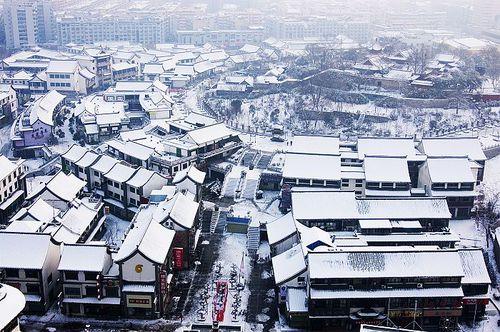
135, 264, 143, 273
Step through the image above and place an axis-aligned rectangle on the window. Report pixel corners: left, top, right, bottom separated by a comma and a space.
113, 182, 119, 188
432, 183, 446, 190
64, 287, 81, 297
85, 286, 98, 297
106, 286, 119, 297
65, 271, 79, 280
94, 171, 99, 177
26, 284, 41, 294
24, 270, 38, 279
84, 272, 98, 281
130, 187, 136, 194
5, 269, 18, 278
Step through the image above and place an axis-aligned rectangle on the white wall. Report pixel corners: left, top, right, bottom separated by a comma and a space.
121, 252, 156, 282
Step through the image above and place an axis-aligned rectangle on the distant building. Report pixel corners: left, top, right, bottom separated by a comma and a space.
46, 60, 96, 95
176, 27, 265, 47
58, 244, 120, 316
0, 156, 26, 224
3, 0, 55, 49
11, 90, 66, 157
57, 16, 174, 46
0, 232, 61, 313
0, 84, 19, 126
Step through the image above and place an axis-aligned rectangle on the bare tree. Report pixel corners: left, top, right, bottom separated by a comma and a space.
475, 186, 500, 248
480, 46, 500, 90
408, 44, 431, 75
305, 44, 334, 71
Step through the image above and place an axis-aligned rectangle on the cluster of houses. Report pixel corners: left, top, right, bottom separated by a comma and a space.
0, 144, 207, 318
350, 46, 465, 91
0, 40, 282, 100
280, 135, 485, 219
266, 134, 492, 329
98, 115, 242, 177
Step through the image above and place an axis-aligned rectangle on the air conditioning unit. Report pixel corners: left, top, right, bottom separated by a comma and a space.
417, 283, 423, 289
381, 285, 387, 289
349, 285, 354, 290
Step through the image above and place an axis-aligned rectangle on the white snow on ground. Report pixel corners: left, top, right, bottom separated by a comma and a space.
98, 214, 130, 249
483, 154, 500, 193
180, 233, 252, 328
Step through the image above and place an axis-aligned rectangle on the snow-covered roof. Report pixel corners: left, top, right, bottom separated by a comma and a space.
357, 138, 420, 160
127, 168, 160, 188
458, 248, 491, 285
114, 81, 152, 92
0, 283, 26, 330
266, 212, 297, 246
62, 144, 88, 163
12, 70, 33, 80
194, 60, 217, 74
172, 165, 206, 185
282, 153, 341, 181
184, 112, 218, 127
271, 244, 307, 285
153, 192, 199, 230
420, 137, 486, 161
363, 156, 410, 183
59, 244, 109, 272
182, 123, 235, 146
52, 200, 101, 243
104, 163, 137, 183
360, 324, 423, 332
174, 65, 194, 76
107, 139, 154, 161
111, 62, 137, 71
228, 53, 261, 64
310, 287, 463, 300
425, 157, 474, 183
358, 219, 392, 229
0, 155, 18, 180
46, 60, 78, 73
90, 155, 119, 174
75, 151, 99, 168
45, 172, 86, 202
79, 67, 95, 80
115, 217, 175, 264
291, 190, 452, 220
308, 250, 464, 279
240, 44, 260, 53
359, 232, 460, 245
5, 219, 45, 233
143, 63, 165, 75
198, 50, 228, 62
12, 197, 60, 223
286, 288, 308, 313
0, 232, 52, 269
289, 135, 340, 155
296, 222, 334, 251
29, 90, 66, 126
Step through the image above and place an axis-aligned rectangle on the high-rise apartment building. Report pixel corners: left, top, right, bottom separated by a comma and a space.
3, 0, 54, 49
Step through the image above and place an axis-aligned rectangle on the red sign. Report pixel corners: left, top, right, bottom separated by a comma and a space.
463, 298, 489, 305
173, 247, 184, 269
